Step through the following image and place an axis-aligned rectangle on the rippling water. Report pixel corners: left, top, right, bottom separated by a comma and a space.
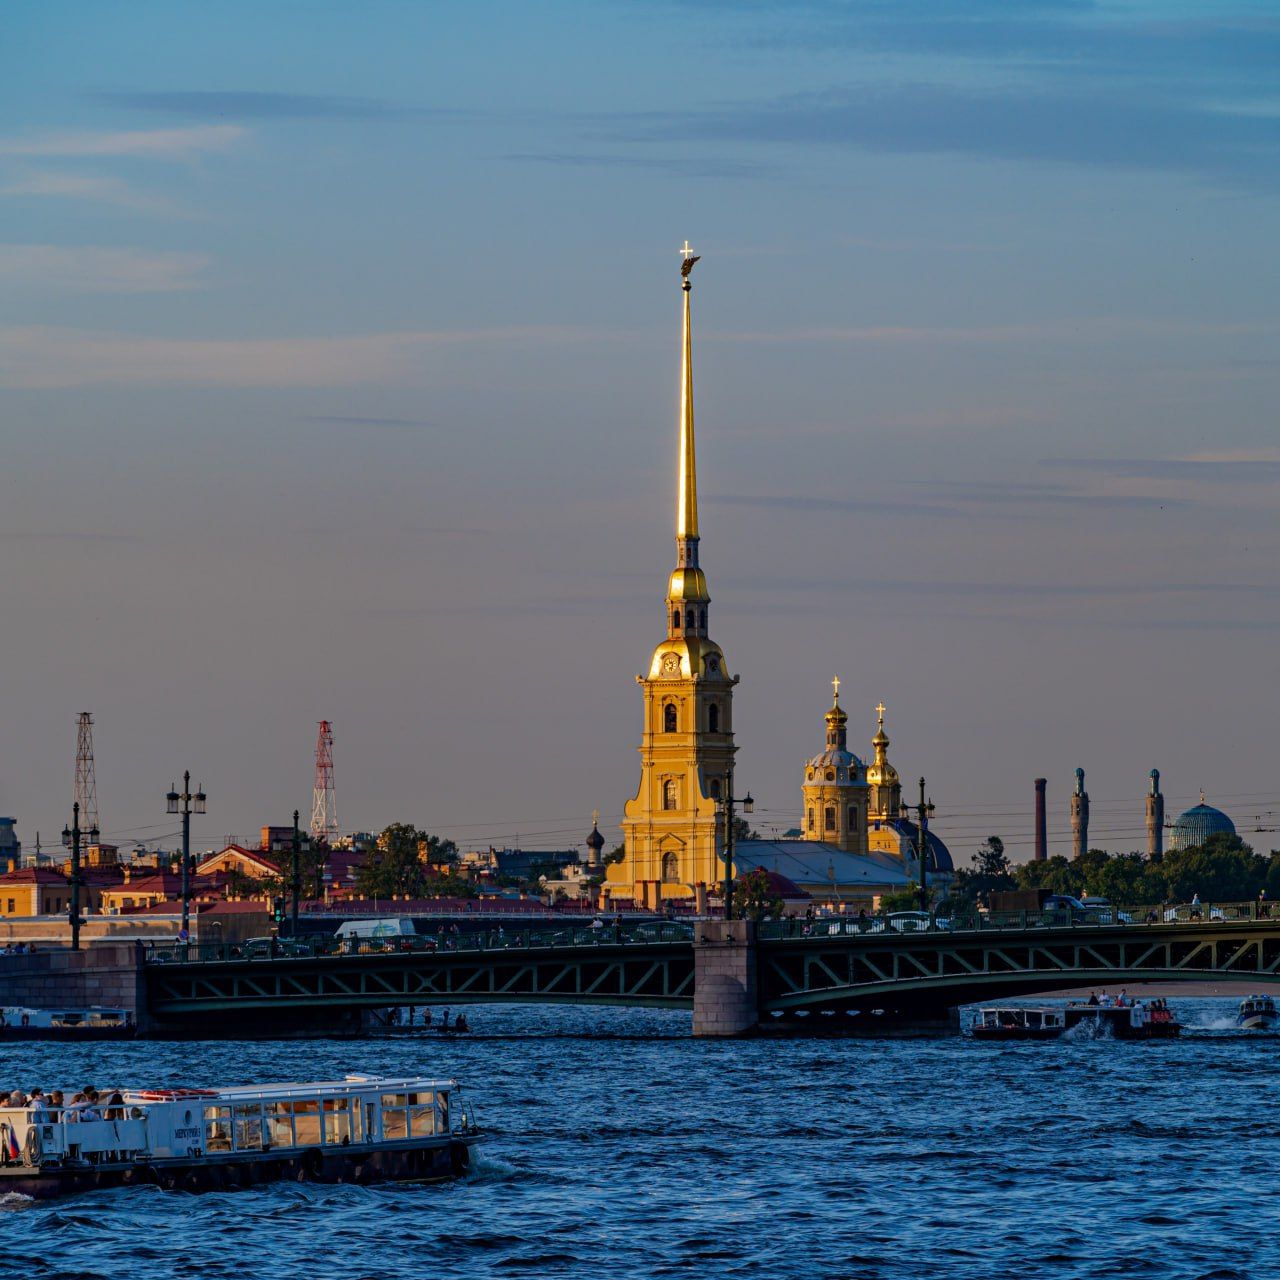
0, 999, 1275, 1279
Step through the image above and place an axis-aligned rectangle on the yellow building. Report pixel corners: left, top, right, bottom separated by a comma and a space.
801, 679, 870, 855
606, 249, 954, 909
608, 248, 737, 904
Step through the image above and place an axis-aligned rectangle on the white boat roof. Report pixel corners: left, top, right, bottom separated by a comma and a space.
209, 1075, 459, 1100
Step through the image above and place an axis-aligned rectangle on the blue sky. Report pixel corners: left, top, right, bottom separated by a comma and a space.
2, 1, 1278, 859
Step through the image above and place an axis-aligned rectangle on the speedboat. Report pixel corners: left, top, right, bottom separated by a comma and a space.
0, 1074, 480, 1199
1237, 995, 1277, 1030
971, 1007, 1065, 1040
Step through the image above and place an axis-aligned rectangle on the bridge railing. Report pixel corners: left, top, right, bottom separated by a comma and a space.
141, 920, 697, 965
757, 900, 1270, 941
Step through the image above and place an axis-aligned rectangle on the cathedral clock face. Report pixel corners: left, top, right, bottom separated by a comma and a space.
662, 654, 681, 676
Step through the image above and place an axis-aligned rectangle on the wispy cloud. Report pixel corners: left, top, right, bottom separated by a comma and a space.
0, 171, 173, 213
620, 80, 1280, 187
0, 325, 596, 389
300, 414, 433, 428
0, 245, 209, 293
91, 90, 424, 121
504, 151, 772, 180
0, 125, 244, 159
1044, 456, 1280, 482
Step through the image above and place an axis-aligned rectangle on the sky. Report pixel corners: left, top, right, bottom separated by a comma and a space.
1, 1, 1278, 863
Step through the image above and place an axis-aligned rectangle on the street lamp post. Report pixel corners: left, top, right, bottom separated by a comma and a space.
717, 781, 755, 921
289, 810, 311, 938
61, 801, 98, 952
901, 777, 936, 913
166, 771, 207, 945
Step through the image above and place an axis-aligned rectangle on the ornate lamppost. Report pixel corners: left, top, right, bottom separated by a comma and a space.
61, 802, 98, 951
717, 780, 754, 920
166, 772, 206, 945
901, 777, 936, 913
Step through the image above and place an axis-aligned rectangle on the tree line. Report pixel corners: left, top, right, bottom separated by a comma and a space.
950, 832, 1280, 907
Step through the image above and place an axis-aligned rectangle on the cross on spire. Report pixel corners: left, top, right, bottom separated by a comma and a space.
876, 701, 886, 726
680, 240, 701, 280
832, 675, 841, 701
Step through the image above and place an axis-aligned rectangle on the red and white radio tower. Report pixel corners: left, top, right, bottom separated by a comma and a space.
311, 721, 338, 844
74, 712, 100, 834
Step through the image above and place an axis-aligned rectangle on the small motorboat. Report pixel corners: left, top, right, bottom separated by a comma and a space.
1237, 995, 1277, 1030
971, 1007, 1065, 1040
1064, 1000, 1181, 1039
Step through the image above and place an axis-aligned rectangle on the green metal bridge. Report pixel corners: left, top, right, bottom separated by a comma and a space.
140, 907, 1280, 1032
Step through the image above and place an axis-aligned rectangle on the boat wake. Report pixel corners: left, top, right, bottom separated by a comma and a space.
0, 1192, 34, 1210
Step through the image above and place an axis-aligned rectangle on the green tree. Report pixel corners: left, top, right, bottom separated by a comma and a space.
355, 823, 431, 898
731, 868, 784, 921
878, 886, 926, 913
952, 836, 1015, 904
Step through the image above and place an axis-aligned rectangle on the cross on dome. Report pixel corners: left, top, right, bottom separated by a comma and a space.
876, 701, 886, 726
832, 675, 841, 700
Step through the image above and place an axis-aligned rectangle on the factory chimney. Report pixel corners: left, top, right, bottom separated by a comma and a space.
1070, 767, 1090, 859
1034, 778, 1047, 862
1146, 769, 1164, 860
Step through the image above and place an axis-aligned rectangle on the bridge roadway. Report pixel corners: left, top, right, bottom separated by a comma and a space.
141, 909, 1280, 1034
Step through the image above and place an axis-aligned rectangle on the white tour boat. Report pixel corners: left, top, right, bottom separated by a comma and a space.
0, 1074, 480, 1198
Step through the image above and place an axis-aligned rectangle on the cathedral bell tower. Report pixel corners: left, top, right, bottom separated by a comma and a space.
609, 245, 738, 903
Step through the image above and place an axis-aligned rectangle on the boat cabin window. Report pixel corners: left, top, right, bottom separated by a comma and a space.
324, 1097, 354, 1144
267, 1101, 295, 1147
234, 1103, 264, 1151
380, 1091, 441, 1140
204, 1105, 233, 1151
292, 1099, 321, 1146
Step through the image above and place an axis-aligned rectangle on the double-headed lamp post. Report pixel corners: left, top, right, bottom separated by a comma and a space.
61, 801, 99, 952
166, 771, 207, 943
900, 777, 936, 913
717, 783, 755, 921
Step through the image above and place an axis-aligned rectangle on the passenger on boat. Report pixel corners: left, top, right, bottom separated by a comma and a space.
455, 1013, 469, 1032
48, 1089, 64, 1119
1117, 990, 1129, 1007
1087, 992, 1099, 1006
26, 1088, 47, 1119
6, 1090, 26, 1108
104, 1091, 126, 1121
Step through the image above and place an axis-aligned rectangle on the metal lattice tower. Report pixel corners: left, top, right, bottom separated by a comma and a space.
311, 720, 338, 844
74, 712, 100, 834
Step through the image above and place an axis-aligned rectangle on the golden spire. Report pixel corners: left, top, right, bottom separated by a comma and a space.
677, 240, 700, 541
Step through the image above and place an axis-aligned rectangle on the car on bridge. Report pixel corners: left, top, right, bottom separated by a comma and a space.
886, 911, 953, 933
1077, 898, 1133, 925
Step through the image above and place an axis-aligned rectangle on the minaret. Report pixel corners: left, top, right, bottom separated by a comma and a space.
611, 244, 738, 906
1034, 778, 1047, 861
1070, 767, 1089, 858
1146, 769, 1164, 860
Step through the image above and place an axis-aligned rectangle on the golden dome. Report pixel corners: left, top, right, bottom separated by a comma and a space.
866, 701, 899, 787
667, 566, 709, 602
646, 635, 730, 681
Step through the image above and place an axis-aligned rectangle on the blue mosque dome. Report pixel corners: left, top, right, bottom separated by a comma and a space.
1169, 797, 1236, 852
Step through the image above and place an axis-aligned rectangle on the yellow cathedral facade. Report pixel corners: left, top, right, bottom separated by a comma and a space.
605, 248, 952, 909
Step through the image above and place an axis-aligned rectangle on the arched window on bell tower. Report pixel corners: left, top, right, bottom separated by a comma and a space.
824, 806, 836, 832
663, 779, 678, 810
807, 807, 815, 832
664, 703, 678, 733
661, 852, 679, 883
672, 609, 681, 632
708, 703, 720, 733
848, 806, 858, 831
709, 777, 722, 800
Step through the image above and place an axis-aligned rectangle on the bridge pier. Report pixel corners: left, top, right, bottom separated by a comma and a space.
0, 942, 151, 1034
693, 920, 759, 1037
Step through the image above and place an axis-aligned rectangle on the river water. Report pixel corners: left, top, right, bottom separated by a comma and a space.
0, 999, 1273, 1280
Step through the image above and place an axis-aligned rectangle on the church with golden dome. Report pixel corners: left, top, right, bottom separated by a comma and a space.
603, 248, 952, 911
